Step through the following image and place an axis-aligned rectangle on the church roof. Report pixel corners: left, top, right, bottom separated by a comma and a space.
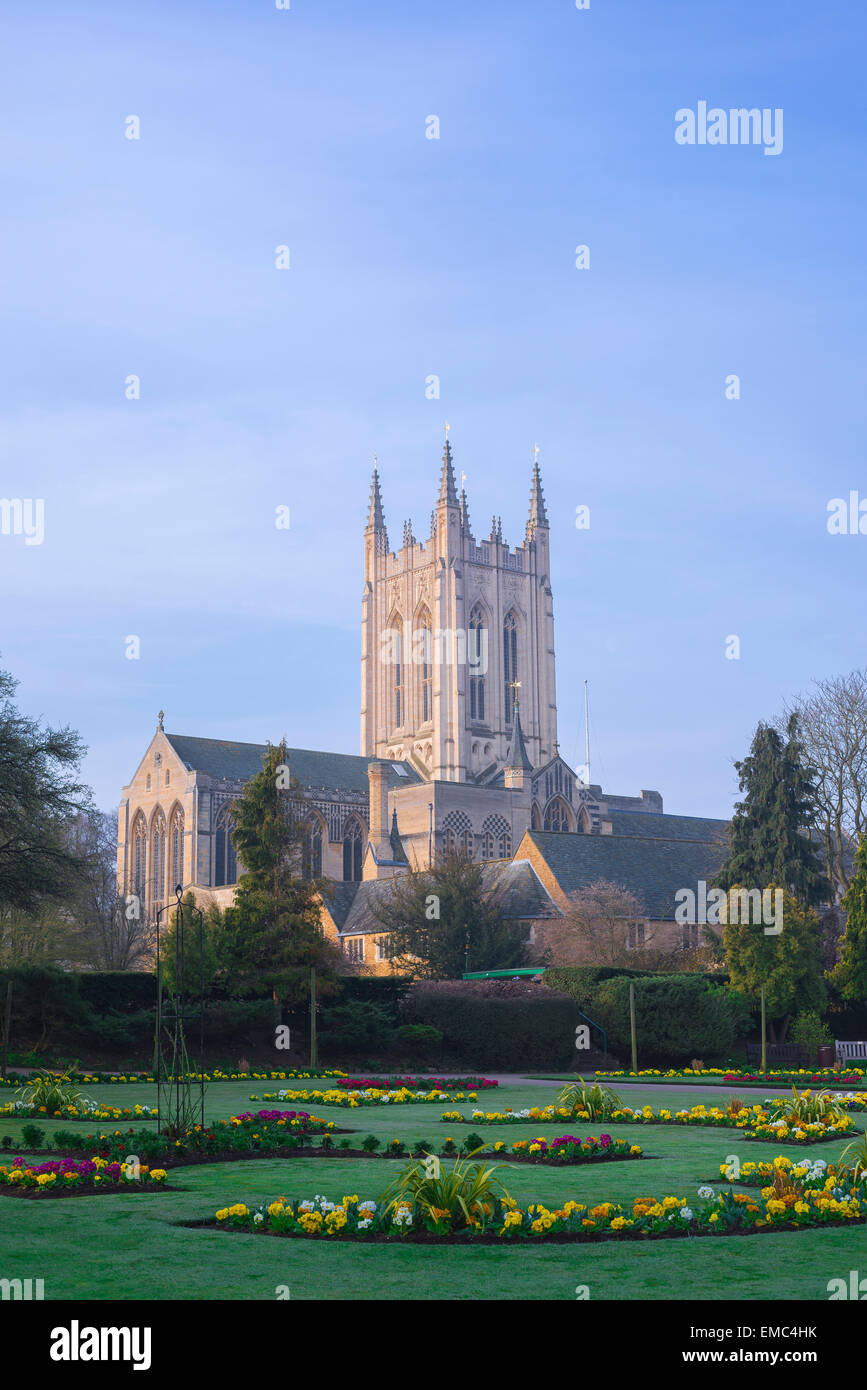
164, 734, 420, 792
526, 826, 728, 921
323, 858, 559, 936
606, 810, 730, 843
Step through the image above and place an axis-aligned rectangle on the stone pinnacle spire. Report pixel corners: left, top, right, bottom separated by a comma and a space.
438, 425, 458, 507
504, 688, 533, 775
526, 446, 549, 540
366, 460, 389, 551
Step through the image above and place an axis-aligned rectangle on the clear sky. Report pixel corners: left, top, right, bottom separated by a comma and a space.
1, 0, 865, 819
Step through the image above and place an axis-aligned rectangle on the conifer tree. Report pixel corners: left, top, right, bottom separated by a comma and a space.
219, 742, 341, 1004
716, 714, 829, 906
722, 887, 826, 1042
834, 836, 867, 1001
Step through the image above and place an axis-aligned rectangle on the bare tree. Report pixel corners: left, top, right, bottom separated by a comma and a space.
66, 810, 155, 970
534, 880, 654, 968
782, 669, 867, 900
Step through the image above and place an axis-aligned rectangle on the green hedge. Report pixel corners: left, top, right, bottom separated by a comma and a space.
581, 975, 750, 1065
402, 980, 577, 1069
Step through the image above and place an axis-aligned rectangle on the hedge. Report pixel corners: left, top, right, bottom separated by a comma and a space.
583, 975, 750, 1065
402, 979, 578, 1069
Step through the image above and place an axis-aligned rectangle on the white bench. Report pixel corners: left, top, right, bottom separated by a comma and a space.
835, 1041, 867, 1062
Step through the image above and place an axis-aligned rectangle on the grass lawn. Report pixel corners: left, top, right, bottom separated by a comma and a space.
1, 1077, 864, 1301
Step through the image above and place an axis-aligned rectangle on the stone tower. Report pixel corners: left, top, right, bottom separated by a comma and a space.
360, 433, 558, 785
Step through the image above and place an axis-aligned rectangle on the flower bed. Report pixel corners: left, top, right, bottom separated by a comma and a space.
335, 1076, 497, 1091
717, 1156, 850, 1188
0, 1068, 347, 1089
595, 1067, 867, 1089
11, 1111, 340, 1167
0, 1100, 158, 1122
206, 1183, 865, 1243
0, 1156, 171, 1196
498, 1134, 644, 1165
258, 1087, 475, 1108
440, 1102, 856, 1141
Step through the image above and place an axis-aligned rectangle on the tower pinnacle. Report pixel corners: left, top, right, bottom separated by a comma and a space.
526, 449, 549, 540
438, 428, 458, 507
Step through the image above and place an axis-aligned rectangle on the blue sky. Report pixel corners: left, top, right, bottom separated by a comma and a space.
1, 0, 865, 818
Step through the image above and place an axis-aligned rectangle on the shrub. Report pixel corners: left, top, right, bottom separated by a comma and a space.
318, 1001, 396, 1055
574, 975, 750, 1065
393, 1024, 442, 1059
361, 1134, 381, 1152
402, 980, 577, 1068
557, 1080, 623, 1120
461, 1132, 486, 1153
21, 1124, 45, 1150
789, 1010, 832, 1065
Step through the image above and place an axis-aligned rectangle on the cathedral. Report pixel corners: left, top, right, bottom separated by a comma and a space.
116, 435, 728, 971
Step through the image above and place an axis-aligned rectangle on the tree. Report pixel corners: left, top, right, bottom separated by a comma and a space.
716, 716, 829, 907
0, 664, 93, 914
219, 742, 341, 1004
157, 892, 224, 997
834, 836, 867, 1002
368, 849, 528, 980
534, 881, 653, 968
782, 669, 867, 900
65, 810, 154, 970
723, 888, 826, 1042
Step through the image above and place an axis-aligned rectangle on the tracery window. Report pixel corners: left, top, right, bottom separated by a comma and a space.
302, 814, 323, 880
543, 796, 571, 833
417, 606, 433, 725
214, 806, 238, 886
469, 605, 487, 722
481, 814, 511, 860
503, 611, 518, 728
343, 817, 364, 882
151, 810, 167, 902
131, 812, 147, 898
442, 811, 474, 857
170, 808, 185, 894
390, 617, 404, 729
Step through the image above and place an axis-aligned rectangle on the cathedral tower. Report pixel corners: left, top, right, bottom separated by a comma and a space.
360, 433, 558, 784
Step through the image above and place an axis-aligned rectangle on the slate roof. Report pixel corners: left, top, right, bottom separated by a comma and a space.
165, 734, 420, 792
526, 827, 728, 920
606, 810, 730, 845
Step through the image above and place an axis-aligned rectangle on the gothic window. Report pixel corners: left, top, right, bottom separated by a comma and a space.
302, 814, 324, 880
131, 812, 147, 898
628, 922, 646, 949
146, 774, 151, 791
389, 617, 404, 729
543, 796, 572, 833
343, 817, 364, 882
481, 815, 511, 860
170, 808, 185, 893
151, 809, 167, 902
419, 603, 433, 722
214, 806, 238, 886
469, 605, 487, 723
503, 610, 518, 728
531, 802, 542, 830
442, 811, 474, 857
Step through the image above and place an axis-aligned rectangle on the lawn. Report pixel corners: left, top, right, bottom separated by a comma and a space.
1, 1077, 864, 1301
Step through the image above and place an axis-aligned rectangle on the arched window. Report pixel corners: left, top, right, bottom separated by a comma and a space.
481, 815, 511, 860
469, 605, 487, 722
303, 814, 323, 880
131, 812, 147, 898
389, 617, 404, 729
417, 607, 433, 725
531, 802, 542, 830
442, 811, 474, 857
343, 817, 364, 882
544, 796, 572, 833
503, 610, 518, 728
214, 807, 238, 886
151, 810, 167, 902
170, 808, 185, 893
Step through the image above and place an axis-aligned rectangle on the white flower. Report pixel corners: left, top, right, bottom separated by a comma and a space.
358, 1218, 373, 1230
681, 1207, 694, 1220
697, 1187, 714, 1199
253, 1213, 263, 1225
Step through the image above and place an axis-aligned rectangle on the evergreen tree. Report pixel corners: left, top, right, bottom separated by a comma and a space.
723, 888, 826, 1042
834, 836, 867, 1001
218, 742, 341, 1004
716, 715, 829, 906
158, 892, 223, 996
370, 849, 527, 980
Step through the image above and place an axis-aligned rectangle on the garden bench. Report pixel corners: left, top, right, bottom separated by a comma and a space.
835, 1041, 867, 1063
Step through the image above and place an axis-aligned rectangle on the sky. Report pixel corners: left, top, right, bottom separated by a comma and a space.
1, 0, 865, 819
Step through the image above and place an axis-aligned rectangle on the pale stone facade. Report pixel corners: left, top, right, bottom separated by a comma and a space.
116, 434, 728, 975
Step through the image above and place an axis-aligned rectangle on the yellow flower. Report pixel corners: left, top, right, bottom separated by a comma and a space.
215, 1208, 229, 1220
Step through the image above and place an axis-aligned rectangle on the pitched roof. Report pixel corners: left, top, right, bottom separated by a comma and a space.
164, 734, 420, 792
526, 828, 728, 920
606, 810, 729, 844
